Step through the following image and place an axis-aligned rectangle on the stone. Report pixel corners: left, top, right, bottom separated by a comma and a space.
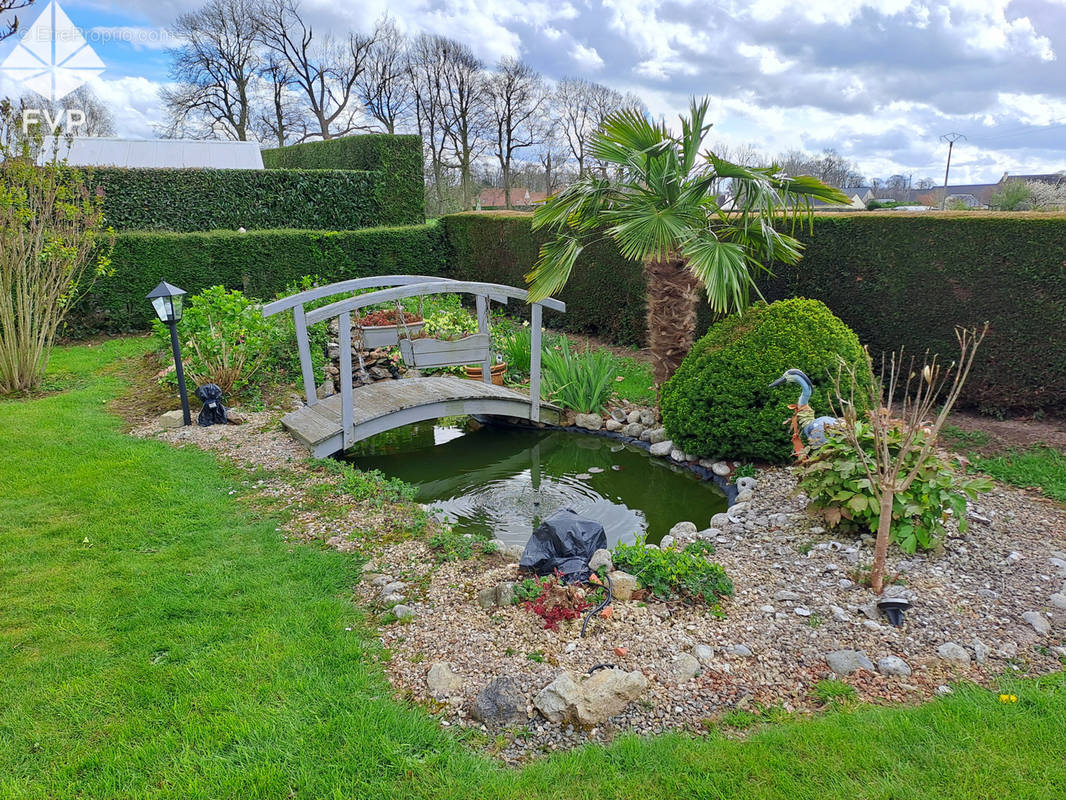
669, 653, 702, 683
773, 589, 803, 602
477, 587, 498, 609
973, 639, 990, 665
794, 606, 811, 617
623, 423, 644, 438
1022, 610, 1051, 635
691, 644, 714, 664
370, 575, 394, 587
877, 656, 912, 677
382, 581, 407, 596
1050, 593, 1066, 610
427, 662, 464, 697
669, 448, 685, 462
709, 512, 730, 528
588, 549, 613, 572
669, 521, 698, 539
159, 410, 186, 430
575, 413, 603, 431
533, 668, 648, 725
608, 570, 638, 601
639, 428, 653, 442
392, 604, 415, 620
496, 582, 516, 606
647, 427, 668, 444
316, 380, 334, 399
730, 644, 754, 658
605, 419, 624, 432
937, 642, 971, 665
735, 476, 757, 493
734, 489, 755, 504
498, 544, 525, 562
639, 409, 656, 426
935, 685, 954, 697
825, 649, 875, 675
588, 467, 604, 474
830, 604, 849, 622
380, 593, 405, 605
649, 440, 673, 457
470, 677, 527, 727
659, 535, 675, 550
711, 461, 730, 477
627, 410, 642, 424
760, 605, 775, 614
225, 408, 245, 424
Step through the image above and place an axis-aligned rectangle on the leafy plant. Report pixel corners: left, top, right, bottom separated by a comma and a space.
733, 464, 757, 480
338, 467, 417, 507
0, 101, 114, 393
421, 306, 479, 341
519, 574, 591, 630
611, 539, 733, 605
154, 285, 277, 396
813, 679, 857, 706
541, 339, 617, 414
494, 325, 534, 379
428, 527, 496, 562
799, 420, 992, 553
512, 577, 544, 604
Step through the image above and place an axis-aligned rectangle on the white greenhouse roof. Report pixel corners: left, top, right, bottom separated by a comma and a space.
49, 138, 265, 169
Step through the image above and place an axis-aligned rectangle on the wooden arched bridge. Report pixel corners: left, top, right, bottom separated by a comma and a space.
262, 276, 566, 457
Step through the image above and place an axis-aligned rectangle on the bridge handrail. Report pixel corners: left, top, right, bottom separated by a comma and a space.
261, 274, 456, 317
303, 280, 565, 326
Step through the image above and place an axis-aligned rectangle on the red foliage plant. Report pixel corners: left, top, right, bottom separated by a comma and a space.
522, 575, 591, 630
357, 309, 421, 327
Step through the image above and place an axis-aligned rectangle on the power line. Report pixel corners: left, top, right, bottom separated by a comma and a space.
939, 132, 966, 210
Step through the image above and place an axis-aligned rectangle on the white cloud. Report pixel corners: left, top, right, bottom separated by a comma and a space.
570, 42, 604, 71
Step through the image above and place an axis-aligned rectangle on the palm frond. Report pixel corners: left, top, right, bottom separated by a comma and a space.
526, 235, 582, 302
681, 234, 755, 314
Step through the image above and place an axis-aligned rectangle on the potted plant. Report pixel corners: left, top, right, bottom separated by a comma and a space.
357, 308, 423, 348
463, 360, 507, 385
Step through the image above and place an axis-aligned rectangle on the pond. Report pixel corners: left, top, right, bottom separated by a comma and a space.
343, 418, 729, 548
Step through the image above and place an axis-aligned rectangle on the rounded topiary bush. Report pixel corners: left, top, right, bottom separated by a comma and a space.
660, 298, 871, 463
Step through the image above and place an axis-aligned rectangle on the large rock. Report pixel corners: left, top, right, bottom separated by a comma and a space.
877, 656, 912, 677
608, 570, 638, 601
605, 419, 624, 432
825, 649, 875, 675
589, 548, 613, 572
937, 642, 971, 665
470, 677, 527, 727
691, 644, 714, 664
647, 427, 668, 444
1022, 611, 1051, 635
427, 662, 464, 697
534, 668, 648, 724
669, 521, 698, 539
668, 653, 701, 683
476, 587, 498, 609
649, 440, 673, 457
575, 413, 603, 431
159, 410, 186, 430
623, 423, 644, 438
627, 410, 642, 424
1050, 593, 1066, 610
495, 582, 516, 606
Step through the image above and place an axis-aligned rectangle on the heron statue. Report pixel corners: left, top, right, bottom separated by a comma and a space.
769, 369, 840, 458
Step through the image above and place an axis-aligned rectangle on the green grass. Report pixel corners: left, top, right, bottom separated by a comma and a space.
2, 339, 1066, 798
970, 446, 1066, 503
606, 351, 657, 406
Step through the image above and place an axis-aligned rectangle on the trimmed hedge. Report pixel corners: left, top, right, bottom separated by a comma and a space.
73, 224, 443, 332
262, 135, 424, 225
440, 212, 1066, 414
92, 168, 386, 232
439, 212, 647, 345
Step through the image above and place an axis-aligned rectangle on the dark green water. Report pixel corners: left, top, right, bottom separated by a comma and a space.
342, 419, 728, 548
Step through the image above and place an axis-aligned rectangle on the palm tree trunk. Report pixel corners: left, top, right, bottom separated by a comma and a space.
644, 256, 701, 384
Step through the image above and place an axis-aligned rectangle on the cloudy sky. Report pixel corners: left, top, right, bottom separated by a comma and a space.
2, 0, 1065, 183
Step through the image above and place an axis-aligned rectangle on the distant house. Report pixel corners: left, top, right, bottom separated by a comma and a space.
999, 171, 1066, 187
805, 185, 873, 211
47, 138, 265, 169
914, 183, 999, 208
476, 187, 547, 210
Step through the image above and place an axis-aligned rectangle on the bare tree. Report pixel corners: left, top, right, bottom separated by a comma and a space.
555, 78, 600, 176
0, 0, 34, 41
535, 113, 571, 196
486, 58, 545, 207
259, 0, 375, 140
437, 38, 485, 210
21, 85, 115, 136
408, 33, 451, 215
357, 16, 413, 134
162, 0, 261, 140
254, 54, 307, 146
830, 326, 987, 594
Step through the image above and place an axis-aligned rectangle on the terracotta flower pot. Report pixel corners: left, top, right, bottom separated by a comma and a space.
464, 363, 507, 386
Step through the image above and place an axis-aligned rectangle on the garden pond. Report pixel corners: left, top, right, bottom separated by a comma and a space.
343, 418, 728, 547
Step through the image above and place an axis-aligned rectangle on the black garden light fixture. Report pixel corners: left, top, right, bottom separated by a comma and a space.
147, 280, 191, 426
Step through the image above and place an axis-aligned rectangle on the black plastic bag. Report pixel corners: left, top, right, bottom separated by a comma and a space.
519, 508, 607, 583
195, 383, 229, 427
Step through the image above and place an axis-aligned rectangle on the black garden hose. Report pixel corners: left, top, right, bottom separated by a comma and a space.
580, 571, 613, 638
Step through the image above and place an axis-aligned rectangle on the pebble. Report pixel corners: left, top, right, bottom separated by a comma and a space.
730, 644, 754, 657
935, 685, 954, 697
877, 656, 912, 677
773, 589, 803, 602
711, 461, 730, 476
825, 649, 875, 674
794, 607, 811, 617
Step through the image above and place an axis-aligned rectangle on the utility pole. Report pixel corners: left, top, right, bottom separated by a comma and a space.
939, 133, 966, 210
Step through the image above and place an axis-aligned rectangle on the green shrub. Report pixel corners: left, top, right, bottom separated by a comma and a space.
428, 527, 496, 562
421, 306, 478, 341
541, 339, 617, 414
611, 540, 733, 606
91, 168, 385, 232
154, 285, 278, 396
261, 134, 424, 225
72, 225, 443, 333
660, 299, 871, 463
797, 419, 993, 553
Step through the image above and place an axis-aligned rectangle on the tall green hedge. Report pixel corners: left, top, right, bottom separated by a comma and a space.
262, 135, 424, 225
439, 212, 647, 345
91, 168, 390, 232
440, 212, 1066, 414
72, 224, 443, 332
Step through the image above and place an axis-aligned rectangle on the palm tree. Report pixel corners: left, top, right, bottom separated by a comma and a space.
526, 98, 849, 384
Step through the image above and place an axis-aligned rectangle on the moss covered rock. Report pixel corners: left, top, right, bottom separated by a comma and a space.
660, 298, 870, 463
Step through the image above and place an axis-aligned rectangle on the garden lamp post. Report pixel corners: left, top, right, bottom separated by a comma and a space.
147, 280, 191, 426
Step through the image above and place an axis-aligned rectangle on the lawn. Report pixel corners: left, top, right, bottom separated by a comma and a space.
1, 339, 1065, 799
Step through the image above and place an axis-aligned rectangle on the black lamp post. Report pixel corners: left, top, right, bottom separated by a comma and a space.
147, 280, 191, 426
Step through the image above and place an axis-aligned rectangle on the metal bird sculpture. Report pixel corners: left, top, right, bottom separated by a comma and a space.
768, 369, 840, 458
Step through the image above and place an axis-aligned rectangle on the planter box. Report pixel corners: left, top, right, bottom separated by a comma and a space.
360, 320, 423, 348
398, 333, 491, 369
